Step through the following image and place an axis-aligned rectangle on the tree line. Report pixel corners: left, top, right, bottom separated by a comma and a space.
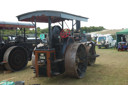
0, 26, 105, 37
81, 26, 105, 33
40, 26, 105, 33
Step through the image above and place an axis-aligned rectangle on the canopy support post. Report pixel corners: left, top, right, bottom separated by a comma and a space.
48, 16, 52, 49
16, 28, 18, 36
34, 17, 37, 47
62, 21, 64, 29
72, 20, 74, 36
24, 28, 26, 42
0, 28, 2, 42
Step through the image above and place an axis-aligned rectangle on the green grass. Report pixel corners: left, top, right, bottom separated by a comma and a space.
0, 48, 128, 85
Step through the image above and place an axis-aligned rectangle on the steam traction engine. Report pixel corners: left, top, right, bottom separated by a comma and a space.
0, 21, 40, 71
17, 10, 99, 78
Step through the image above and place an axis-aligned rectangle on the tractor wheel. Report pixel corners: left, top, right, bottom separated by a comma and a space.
65, 43, 88, 78
88, 57, 96, 66
105, 45, 109, 49
98, 46, 101, 49
3, 46, 28, 71
88, 46, 96, 66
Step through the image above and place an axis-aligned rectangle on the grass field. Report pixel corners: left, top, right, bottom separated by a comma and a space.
92, 29, 122, 35
0, 47, 128, 85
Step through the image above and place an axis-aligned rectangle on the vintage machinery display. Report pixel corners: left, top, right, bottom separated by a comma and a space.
0, 21, 40, 71
17, 10, 99, 78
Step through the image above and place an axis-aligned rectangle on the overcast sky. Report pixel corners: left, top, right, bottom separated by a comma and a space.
0, 0, 128, 29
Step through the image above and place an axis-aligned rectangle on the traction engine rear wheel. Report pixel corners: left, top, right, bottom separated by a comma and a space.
3, 46, 28, 71
65, 43, 88, 78
88, 57, 96, 66
88, 43, 96, 66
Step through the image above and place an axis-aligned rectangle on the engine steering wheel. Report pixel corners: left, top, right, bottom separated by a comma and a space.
60, 29, 70, 38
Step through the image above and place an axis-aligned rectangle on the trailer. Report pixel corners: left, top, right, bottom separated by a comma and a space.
17, 10, 99, 78
0, 21, 41, 71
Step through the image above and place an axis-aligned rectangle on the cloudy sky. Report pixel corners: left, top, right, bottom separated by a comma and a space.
0, 0, 128, 29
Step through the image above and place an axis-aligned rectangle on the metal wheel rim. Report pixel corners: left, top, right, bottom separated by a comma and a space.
65, 43, 87, 78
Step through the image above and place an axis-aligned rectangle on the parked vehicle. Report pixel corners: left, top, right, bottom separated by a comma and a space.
97, 34, 116, 48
